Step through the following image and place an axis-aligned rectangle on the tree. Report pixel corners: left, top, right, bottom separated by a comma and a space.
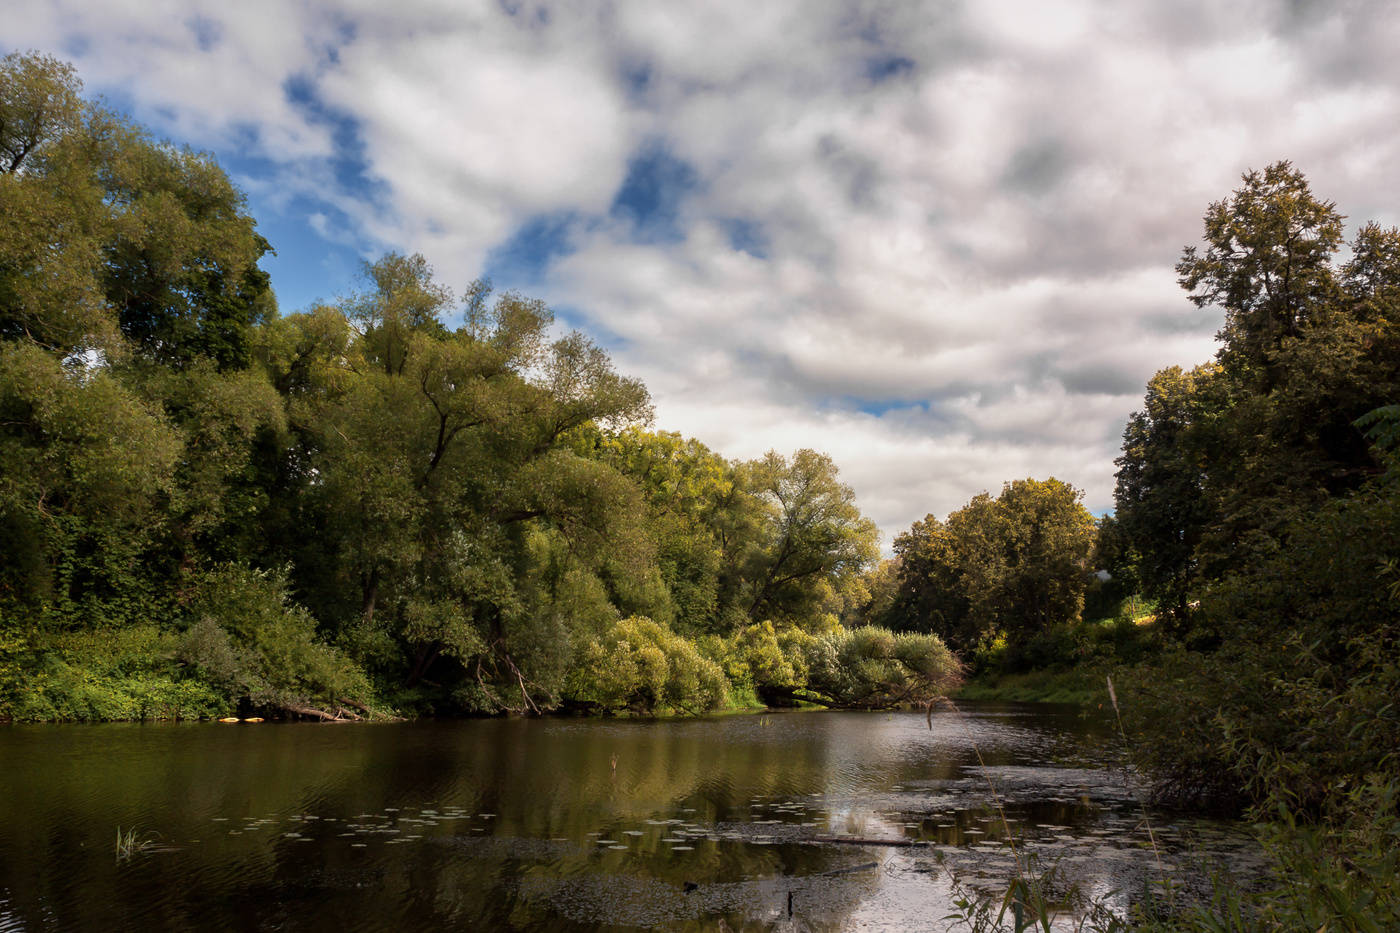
991, 477, 1099, 638
887, 478, 1095, 651
0, 51, 82, 175
0, 343, 180, 612
1176, 161, 1343, 387
888, 514, 970, 641
1111, 364, 1223, 623
1118, 165, 1400, 639
741, 449, 879, 628
0, 51, 274, 366
278, 256, 656, 709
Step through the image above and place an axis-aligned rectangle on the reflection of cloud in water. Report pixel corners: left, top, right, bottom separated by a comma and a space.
0, 705, 1260, 930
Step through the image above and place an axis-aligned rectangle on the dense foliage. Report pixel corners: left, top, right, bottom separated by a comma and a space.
0, 53, 953, 721
872, 162, 1400, 926
884, 477, 1097, 662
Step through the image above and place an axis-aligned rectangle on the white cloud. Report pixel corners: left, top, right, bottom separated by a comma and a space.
8, 0, 1400, 543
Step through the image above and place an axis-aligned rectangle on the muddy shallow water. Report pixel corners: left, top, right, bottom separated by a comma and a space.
0, 703, 1260, 931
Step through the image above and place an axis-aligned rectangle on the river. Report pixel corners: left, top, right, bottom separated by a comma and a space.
0, 702, 1261, 931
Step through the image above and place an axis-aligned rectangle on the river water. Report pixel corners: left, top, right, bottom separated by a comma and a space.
0, 702, 1261, 931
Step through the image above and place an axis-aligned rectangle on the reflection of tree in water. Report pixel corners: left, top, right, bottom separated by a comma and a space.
0, 707, 1252, 931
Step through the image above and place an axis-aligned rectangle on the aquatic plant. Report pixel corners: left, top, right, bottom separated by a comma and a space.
114, 826, 155, 860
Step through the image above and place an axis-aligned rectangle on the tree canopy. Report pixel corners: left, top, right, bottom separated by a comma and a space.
0, 54, 963, 721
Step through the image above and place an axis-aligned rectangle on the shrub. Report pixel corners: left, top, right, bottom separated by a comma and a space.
178, 564, 374, 714
802, 626, 961, 708
564, 616, 727, 714
0, 622, 225, 721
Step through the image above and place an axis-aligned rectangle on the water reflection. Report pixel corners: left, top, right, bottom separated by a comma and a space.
0, 704, 1256, 930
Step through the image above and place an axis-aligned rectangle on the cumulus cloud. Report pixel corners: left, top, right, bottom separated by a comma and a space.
8, 0, 1400, 542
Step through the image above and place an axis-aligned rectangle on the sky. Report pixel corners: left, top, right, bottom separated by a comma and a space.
9, 0, 1400, 544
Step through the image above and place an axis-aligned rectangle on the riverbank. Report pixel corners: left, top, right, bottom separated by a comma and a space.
953, 665, 1112, 707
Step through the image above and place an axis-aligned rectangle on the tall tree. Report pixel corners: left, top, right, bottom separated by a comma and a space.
887, 478, 1095, 650
741, 449, 879, 628
1119, 164, 1400, 637
1176, 161, 1343, 388
0, 51, 274, 367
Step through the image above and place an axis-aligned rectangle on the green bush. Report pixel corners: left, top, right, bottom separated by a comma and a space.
801, 626, 961, 708
178, 564, 374, 714
0, 622, 225, 722
725, 621, 804, 704
564, 616, 727, 714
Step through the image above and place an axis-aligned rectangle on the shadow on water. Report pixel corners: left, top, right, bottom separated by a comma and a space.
0, 703, 1258, 931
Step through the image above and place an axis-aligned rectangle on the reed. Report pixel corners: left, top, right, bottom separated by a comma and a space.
114, 826, 155, 860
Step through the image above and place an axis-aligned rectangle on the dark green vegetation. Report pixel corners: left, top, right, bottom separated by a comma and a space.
887, 162, 1400, 928
0, 52, 959, 723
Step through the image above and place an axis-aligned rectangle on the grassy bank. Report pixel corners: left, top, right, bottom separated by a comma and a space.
953, 665, 1112, 706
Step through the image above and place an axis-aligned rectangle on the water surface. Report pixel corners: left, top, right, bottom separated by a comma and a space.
0, 703, 1258, 931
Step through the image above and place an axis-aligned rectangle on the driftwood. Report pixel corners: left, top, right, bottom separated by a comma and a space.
282, 704, 349, 722
282, 701, 377, 722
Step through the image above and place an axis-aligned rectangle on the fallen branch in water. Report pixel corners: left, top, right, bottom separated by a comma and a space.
814, 836, 929, 847
278, 706, 344, 717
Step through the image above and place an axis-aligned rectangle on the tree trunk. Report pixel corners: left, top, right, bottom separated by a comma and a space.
405, 642, 440, 688
361, 568, 379, 626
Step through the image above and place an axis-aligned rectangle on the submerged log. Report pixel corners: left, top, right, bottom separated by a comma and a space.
813, 836, 929, 847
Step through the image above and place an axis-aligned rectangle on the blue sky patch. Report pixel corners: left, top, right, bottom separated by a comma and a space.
187, 15, 223, 52
609, 145, 700, 244
282, 74, 381, 195
484, 211, 582, 287
865, 55, 915, 83
722, 218, 769, 259
251, 202, 366, 315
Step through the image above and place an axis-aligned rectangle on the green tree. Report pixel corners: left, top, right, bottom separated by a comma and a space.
0, 51, 83, 175
0, 51, 274, 367
888, 478, 1095, 652
282, 256, 654, 710
888, 514, 969, 640
740, 449, 879, 628
0, 343, 180, 613
1176, 160, 1343, 388
1119, 164, 1400, 639
1111, 364, 1222, 623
